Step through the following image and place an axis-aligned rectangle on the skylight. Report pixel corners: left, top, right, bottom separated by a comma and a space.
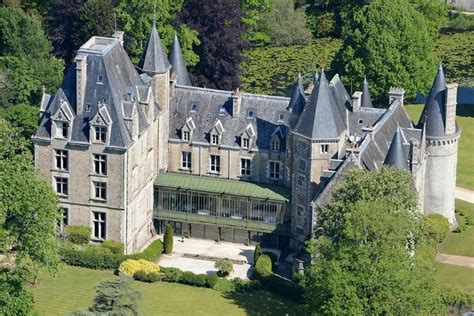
191, 103, 198, 112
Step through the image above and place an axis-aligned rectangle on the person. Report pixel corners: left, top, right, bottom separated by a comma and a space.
181, 236, 184, 243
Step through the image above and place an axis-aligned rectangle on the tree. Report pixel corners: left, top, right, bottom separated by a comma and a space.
180, 0, 247, 90
302, 168, 445, 315
332, 0, 437, 102
0, 104, 39, 142
241, 0, 272, 46
0, 118, 60, 315
73, 277, 142, 315
163, 224, 173, 254
46, 0, 86, 62
114, 0, 200, 66
72, 0, 115, 49
253, 243, 262, 265
255, 254, 272, 278
260, 0, 313, 46
214, 258, 234, 277
0, 6, 63, 105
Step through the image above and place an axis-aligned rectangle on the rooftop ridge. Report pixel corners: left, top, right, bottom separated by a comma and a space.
175, 85, 291, 101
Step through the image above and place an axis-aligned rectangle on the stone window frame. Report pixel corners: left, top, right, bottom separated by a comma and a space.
54, 149, 69, 171
93, 181, 107, 201
94, 126, 107, 143
268, 160, 282, 180
240, 157, 252, 177
320, 144, 329, 154
55, 121, 69, 139
93, 154, 107, 176
55, 176, 68, 196
209, 154, 221, 174
91, 211, 106, 240
181, 151, 192, 170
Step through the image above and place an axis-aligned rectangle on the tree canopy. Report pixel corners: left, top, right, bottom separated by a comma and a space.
302, 168, 445, 315
0, 118, 60, 315
332, 0, 437, 102
180, 0, 247, 90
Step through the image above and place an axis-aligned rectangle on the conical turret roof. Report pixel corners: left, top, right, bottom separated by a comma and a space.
418, 65, 447, 137
288, 73, 305, 115
139, 19, 170, 76
361, 76, 373, 108
169, 32, 192, 86
384, 127, 408, 169
294, 70, 346, 139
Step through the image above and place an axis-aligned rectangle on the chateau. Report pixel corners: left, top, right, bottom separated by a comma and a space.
32, 21, 460, 255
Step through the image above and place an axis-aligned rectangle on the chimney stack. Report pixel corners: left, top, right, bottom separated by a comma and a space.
75, 53, 87, 115
113, 31, 124, 46
232, 88, 242, 118
352, 91, 362, 112
445, 83, 458, 136
389, 87, 405, 106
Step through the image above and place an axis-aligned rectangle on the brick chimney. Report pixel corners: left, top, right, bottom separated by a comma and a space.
352, 91, 362, 112
445, 83, 458, 136
232, 88, 242, 118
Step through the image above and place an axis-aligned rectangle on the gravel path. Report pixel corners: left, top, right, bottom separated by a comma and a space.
436, 253, 474, 268
455, 187, 474, 204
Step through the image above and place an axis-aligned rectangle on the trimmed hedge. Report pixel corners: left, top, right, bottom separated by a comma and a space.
102, 240, 124, 254
255, 254, 272, 278
143, 267, 218, 289
163, 224, 173, 254
253, 244, 262, 265
59, 240, 163, 270
260, 274, 304, 303
119, 259, 160, 277
66, 226, 91, 245
214, 258, 233, 277
424, 214, 450, 243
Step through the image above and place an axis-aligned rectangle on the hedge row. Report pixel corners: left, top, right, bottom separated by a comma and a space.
133, 266, 218, 289
59, 240, 163, 270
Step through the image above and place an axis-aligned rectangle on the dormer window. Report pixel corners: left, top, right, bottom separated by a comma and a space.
95, 126, 107, 143
85, 104, 92, 112
191, 103, 198, 112
271, 140, 280, 152
56, 121, 69, 138
246, 110, 255, 119
242, 137, 250, 149
183, 130, 190, 142
278, 113, 285, 122
97, 75, 103, 84
211, 134, 219, 146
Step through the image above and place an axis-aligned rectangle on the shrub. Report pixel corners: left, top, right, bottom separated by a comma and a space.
66, 226, 91, 245
205, 274, 219, 288
133, 270, 162, 283
260, 274, 303, 302
161, 267, 183, 283
180, 271, 207, 287
215, 258, 233, 277
102, 240, 124, 255
253, 244, 262, 265
232, 277, 262, 293
424, 214, 451, 243
130, 240, 163, 261
255, 254, 272, 278
439, 286, 474, 312
119, 259, 160, 277
163, 224, 173, 254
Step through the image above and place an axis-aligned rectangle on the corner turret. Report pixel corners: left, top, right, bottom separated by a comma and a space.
139, 19, 170, 76
384, 127, 408, 169
169, 32, 192, 86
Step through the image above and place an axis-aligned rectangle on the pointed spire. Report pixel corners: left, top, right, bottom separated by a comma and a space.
384, 127, 408, 169
361, 76, 373, 108
288, 73, 305, 115
139, 18, 170, 76
169, 32, 192, 86
417, 64, 447, 137
294, 70, 346, 139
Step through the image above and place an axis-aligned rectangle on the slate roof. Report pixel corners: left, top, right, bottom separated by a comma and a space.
384, 127, 409, 169
294, 71, 346, 140
139, 19, 170, 76
347, 108, 385, 135
169, 86, 290, 151
287, 74, 305, 115
169, 33, 192, 86
35, 36, 151, 148
418, 65, 447, 137
361, 77, 373, 108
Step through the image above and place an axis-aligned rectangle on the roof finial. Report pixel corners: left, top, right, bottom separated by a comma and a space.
152, 0, 157, 27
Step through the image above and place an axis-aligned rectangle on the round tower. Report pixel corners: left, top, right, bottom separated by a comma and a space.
419, 66, 460, 228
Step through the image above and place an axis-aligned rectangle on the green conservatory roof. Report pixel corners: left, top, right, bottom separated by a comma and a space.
154, 173, 290, 202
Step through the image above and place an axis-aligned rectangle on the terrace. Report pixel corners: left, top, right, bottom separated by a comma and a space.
153, 173, 291, 235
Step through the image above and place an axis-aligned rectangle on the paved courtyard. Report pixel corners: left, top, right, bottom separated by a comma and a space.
157, 236, 256, 279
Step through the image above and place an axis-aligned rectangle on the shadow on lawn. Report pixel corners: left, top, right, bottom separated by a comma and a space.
456, 104, 474, 118
223, 290, 305, 316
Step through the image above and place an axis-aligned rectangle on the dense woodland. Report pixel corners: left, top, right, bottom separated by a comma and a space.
0, 0, 473, 314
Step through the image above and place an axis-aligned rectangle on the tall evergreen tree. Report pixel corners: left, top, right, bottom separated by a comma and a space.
332, 0, 437, 102
180, 0, 247, 90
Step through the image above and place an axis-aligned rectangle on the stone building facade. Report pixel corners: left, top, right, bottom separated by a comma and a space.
33, 22, 460, 254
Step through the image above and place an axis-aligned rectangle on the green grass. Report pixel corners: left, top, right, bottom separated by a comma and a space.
433, 262, 474, 293
438, 199, 474, 257
28, 264, 301, 316
405, 103, 474, 190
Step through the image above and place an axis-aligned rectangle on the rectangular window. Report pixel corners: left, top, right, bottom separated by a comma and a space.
95, 126, 107, 143
211, 134, 219, 146
242, 138, 249, 149
210, 155, 220, 173
92, 211, 106, 240
183, 130, 190, 141
298, 159, 306, 171
93, 154, 107, 175
56, 122, 68, 138
94, 182, 107, 200
297, 141, 307, 154
297, 205, 304, 217
240, 158, 251, 176
55, 150, 68, 171
321, 144, 329, 154
271, 140, 280, 152
269, 161, 281, 180
55, 177, 68, 196
181, 151, 192, 169
297, 174, 306, 186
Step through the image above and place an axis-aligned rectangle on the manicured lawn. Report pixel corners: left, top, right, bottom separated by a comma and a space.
28, 264, 301, 316
433, 262, 474, 293
404, 103, 474, 190
438, 199, 474, 257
